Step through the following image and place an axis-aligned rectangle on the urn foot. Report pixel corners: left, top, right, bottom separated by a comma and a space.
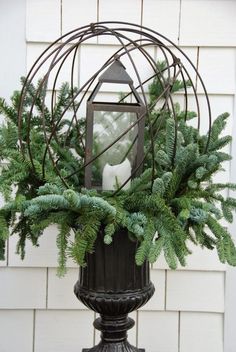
82, 346, 144, 351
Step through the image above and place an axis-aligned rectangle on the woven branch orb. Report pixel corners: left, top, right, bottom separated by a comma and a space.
18, 21, 211, 191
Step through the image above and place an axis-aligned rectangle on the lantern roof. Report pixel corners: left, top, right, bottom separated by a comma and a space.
88, 59, 144, 106
99, 59, 133, 84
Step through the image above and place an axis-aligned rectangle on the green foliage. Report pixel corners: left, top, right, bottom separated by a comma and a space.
135, 218, 155, 265
69, 213, 101, 266
207, 216, 236, 265
0, 69, 236, 275
104, 223, 115, 245
56, 221, 71, 277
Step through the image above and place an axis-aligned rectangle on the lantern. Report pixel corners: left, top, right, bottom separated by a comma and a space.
84, 59, 146, 191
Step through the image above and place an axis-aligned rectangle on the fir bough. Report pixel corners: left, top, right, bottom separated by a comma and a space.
0, 69, 236, 275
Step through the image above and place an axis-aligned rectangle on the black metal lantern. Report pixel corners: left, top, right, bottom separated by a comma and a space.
85, 59, 146, 191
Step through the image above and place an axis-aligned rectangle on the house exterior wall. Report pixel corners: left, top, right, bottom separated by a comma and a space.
0, 1, 236, 351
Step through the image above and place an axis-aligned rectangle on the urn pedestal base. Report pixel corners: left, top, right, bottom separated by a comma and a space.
81, 314, 146, 352
83, 348, 144, 351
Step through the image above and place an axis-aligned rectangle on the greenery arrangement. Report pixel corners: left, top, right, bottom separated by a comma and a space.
0, 65, 236, 276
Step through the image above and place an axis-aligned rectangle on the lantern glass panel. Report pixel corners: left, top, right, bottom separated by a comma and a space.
92, 110, 138, 190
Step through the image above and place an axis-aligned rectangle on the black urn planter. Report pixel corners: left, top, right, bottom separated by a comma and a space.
74, 229, 155, 352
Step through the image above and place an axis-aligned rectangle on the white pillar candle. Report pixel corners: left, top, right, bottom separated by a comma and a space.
102, 158, 132, 191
